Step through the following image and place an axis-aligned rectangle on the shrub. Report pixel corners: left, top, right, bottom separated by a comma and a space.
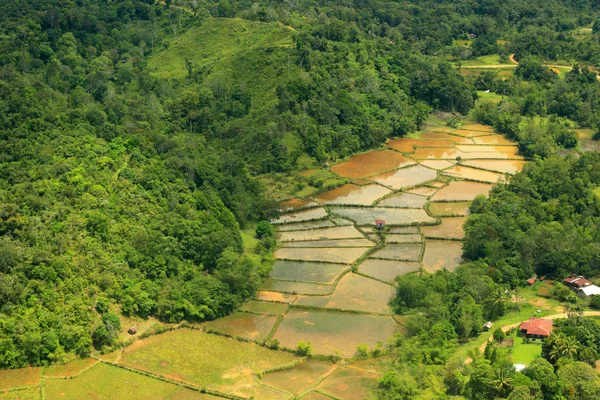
493, 328, 506, 342
296, 340, 312, 357
590, 295, 600, 309
255, 220, 274, 239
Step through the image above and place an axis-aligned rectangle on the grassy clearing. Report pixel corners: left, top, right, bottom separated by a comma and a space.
119, 328, 297, 389
169, 388, 224, 399
44, 358, 98, 378
0, 368, 41, 391
241, 226, 260, 254
45, 363, 178, 400
476, 90, 504, 103
459, 54, 504, 66
511, 336, 542, 365
0, 387, 40, 400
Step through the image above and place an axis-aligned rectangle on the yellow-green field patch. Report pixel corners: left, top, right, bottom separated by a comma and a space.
257, 291, 299, 303
204, 312, 278, 342
169, 388, 223, 399
294, 273, 395, 314
358, 259, 421, 283
427, 201, 471, 217
261, 360, 334, 395
118, 329, 298, 390
45, 363, 177, 400
0, 367, 41, 391
0, 387, 40, 400
273, 310, 403, 357
241, 300, 289, 314
44, 358, 98, 378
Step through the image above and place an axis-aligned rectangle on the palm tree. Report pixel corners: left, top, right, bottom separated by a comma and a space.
560, 337, 579, 359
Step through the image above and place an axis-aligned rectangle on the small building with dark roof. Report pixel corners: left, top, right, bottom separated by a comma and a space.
375, 219, 386, 230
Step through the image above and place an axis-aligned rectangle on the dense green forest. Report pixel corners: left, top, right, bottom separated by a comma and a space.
2, 0, 600, 385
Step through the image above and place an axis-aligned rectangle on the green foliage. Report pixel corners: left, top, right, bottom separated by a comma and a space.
589, 295, 600, 309
463, 154, 600, 279
493, 328, 506, 342
296, 340, 312, 357
255, 221, 275, 239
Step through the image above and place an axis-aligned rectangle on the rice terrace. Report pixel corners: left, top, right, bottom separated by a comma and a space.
0, 117, 528, 400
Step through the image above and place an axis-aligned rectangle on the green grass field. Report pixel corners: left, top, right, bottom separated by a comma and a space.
45, 363, 178, 400
118, 329, 297, 390
0, 387, 40, 400
511, 336, 542, 365
477, 90, 504, 103
459, 54, 506, 66
0, 368, 41, 391
44, 358, 98, 378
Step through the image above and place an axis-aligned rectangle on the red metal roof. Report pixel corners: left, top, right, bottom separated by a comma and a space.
564, 275, 591, 287
520, 318, 552, 337
375, 219, 385, 224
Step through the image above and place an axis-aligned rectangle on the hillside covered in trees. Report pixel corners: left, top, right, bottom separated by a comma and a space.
2, 0, 600, 380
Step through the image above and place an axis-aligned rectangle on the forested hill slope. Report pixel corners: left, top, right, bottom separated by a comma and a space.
1, 0, 599, 369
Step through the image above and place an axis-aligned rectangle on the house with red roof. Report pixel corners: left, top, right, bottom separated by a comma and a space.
563, 275, 592, 289
520, 318, 553, 342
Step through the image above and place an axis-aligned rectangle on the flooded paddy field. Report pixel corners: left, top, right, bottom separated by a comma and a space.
377, 192, 428, 208
370, 164, 438, 189
278, 226, 364, 242
277, 220, 336, 231
269, 261, 349, 284
274, 247, 368, 263
273, 207, 328, 224
272, 310, 403, 356
317, 183, 390, 206
280, 198, 319, 212
422, 240, 464, 272
442, 165, 505, 183
260, 279, 332, 295
295, 273, 395, 314
430, 181, 493, 201
358, 259, 421, 283
280, 238, 374, 247
330, 207, 436, 225
459, 159, 526, 174
370, 243, 423, 261
420, 217, 467, 240
332, 150, 415, 178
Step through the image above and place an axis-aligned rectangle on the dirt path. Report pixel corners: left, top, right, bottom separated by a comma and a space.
509, 54, 518, 65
